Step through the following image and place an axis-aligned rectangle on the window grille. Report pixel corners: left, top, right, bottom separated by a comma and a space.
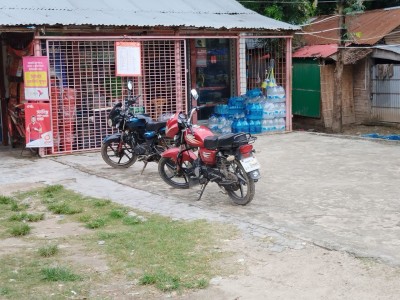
242, 38, 287, 92
42, 39, 187, 155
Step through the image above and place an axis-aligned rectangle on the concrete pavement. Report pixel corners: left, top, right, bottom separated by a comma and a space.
1, 131, 399, 265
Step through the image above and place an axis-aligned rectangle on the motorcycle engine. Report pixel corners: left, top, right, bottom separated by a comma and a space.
134, 144, 150, 155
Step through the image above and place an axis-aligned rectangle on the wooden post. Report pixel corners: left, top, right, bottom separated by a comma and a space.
332, 0, 345, 133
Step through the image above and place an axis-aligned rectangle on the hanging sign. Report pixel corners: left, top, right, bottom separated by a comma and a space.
25, 102, 53, 148
22, 56, 49, 100
115, 41, 142, 76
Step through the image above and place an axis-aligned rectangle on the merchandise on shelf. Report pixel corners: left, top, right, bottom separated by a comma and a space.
208, 87, 286, 134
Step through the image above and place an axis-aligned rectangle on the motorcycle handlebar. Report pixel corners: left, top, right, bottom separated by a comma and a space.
125, 95, 142, 107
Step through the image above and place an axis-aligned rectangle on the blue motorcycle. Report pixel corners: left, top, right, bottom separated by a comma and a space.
101, 81, 170, 172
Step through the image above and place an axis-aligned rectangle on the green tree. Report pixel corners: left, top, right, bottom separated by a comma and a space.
238, 0, 400, 24
239, 0, 316, 24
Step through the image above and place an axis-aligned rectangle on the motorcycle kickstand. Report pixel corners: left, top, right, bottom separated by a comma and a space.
197, 180, 209, 201
140, 161, 148, 175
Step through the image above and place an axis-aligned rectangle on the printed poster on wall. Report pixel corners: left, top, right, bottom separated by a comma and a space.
196, 48, 207, 67
25, 102, 53, 148
115, 41, 142, 76
22, 56, 49, 100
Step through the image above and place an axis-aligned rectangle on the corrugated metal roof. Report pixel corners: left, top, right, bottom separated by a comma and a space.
302, 7, 400, 45
293, 44, 338, 58
0, 0, 299, 30
374, 45, 400, 55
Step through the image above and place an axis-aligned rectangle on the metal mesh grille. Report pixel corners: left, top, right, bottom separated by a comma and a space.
42, 39, 187, 155
241, 38, 287, 93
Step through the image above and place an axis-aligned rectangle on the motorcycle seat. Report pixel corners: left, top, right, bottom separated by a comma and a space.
146, 121, 167, 132
204, 133, 247, 150
135, 114, 153, 124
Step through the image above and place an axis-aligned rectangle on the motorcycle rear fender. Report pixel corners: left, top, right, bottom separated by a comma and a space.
103, 133, 122, 143
161, 147, 196, 162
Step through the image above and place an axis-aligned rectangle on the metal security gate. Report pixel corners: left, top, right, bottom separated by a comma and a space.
239, 36, 292, 130
42, 39, 187, 155
372, 64, 400, 123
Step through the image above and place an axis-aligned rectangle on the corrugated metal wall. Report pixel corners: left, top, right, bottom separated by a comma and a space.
372, 64, 400, 123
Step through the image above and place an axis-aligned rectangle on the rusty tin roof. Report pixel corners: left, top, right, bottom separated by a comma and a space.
293, 44, 338, 58
303, 7, 400, 45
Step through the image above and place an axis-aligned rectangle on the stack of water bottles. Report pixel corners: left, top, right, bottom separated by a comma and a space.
209, 95, 246, 134
241, 89, 263, 134
261, 85, 286, 132
208, 87, 286, 134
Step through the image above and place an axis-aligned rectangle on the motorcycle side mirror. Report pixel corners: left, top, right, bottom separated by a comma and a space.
127, 80, 133, 91
190, 89, 199, 100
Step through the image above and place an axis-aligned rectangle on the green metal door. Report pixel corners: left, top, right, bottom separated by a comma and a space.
292, 59, 321, 118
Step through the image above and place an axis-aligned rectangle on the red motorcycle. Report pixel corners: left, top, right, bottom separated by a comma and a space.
158, 90, 261, 205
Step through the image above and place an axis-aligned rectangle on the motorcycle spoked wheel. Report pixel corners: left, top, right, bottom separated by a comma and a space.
224, 159, 255, 205
101, 139, 137, 168
158, 157, 191, 189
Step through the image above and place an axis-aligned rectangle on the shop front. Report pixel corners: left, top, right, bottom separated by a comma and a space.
0, 31, 294, 155
0, 1, 298, 155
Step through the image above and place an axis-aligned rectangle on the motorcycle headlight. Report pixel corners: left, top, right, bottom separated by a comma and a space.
108, 118, 113, 127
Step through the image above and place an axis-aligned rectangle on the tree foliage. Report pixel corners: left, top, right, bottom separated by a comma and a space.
238, 0, 400, 24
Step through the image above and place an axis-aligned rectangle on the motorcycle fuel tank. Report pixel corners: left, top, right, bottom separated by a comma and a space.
184, 125, 213, 148
126, 117, 146, 130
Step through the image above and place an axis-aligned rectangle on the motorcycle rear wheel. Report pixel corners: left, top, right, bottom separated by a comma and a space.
158, 157, 190, 189
225, 159, 255, 205
101, 139, 137, 168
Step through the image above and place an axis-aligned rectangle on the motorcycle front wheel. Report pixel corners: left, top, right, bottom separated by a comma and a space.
101, 139, 137, 168
158, 157, 190, 189
225, 159, 255, 205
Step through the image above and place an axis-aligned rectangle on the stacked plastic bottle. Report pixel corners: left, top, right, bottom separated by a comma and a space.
209, 87, 285, 134
261, 85, 286, 133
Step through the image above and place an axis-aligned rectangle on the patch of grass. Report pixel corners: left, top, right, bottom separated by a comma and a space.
1, 186, 235, 296
97, 231, 118, 240
43, 185, 64, 197
195, 278, 208, 289
109, 209, 126, 219
122, 215, 141, 225
47, 202, 82, 215
0, 195, 13, 205
9, 212, 44, 222
0, 286, 11, 296
85, 218, 106, 229
41, 266, 81, 282
0, 254, 88, 299
26, 213, 45, 222
140, 271, 180, 291
95, 217, 231, 291
11, 201, 24, 212
38, 245, 59, 257
9, 212, 28, 221
78, 214, 91, 223
93, 199, 111, 207
9, 223, 31, 236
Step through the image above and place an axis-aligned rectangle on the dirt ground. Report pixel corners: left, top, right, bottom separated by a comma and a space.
341, 123, 400, 136
1, 184, 400, 300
